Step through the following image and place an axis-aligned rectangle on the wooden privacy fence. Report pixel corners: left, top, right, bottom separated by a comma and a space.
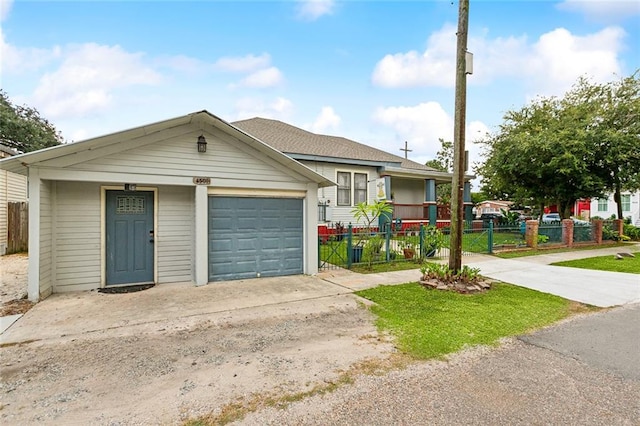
7, 201, 28, 254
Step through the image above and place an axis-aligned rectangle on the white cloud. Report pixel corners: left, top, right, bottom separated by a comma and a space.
236, 66, 284, 89
556, 0, 640, 22
525, 27, 624, 96
372, 24, 457, 88
214, 53, 271, 73
0, 0, 13, 21
372, 102, 454, 161
0, 28, 61, 73
307, 106, 341, 133
32, 43, 162, 119
234, 97, 294, 121
372, 23, 626, 98
296, 0, 335, 21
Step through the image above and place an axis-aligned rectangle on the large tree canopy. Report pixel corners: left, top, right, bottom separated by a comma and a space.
0, 90, 64, 153
476, 72, 640, 219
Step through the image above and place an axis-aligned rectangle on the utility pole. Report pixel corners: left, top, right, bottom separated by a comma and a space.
449, 0, 469, 273
400, 141, 412, 159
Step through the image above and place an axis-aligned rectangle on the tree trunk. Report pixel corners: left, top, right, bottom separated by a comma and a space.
614, 185, 623, 219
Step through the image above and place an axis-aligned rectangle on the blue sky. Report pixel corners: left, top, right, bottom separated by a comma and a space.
1, 0, 639, 186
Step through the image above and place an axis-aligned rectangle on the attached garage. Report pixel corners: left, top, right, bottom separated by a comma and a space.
0, 111, 334, 301
208, 196, 303, 281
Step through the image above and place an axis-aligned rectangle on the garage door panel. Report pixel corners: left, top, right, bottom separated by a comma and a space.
208, 197, 303, 281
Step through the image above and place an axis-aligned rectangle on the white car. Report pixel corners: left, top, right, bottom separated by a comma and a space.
541, 213, 561, 223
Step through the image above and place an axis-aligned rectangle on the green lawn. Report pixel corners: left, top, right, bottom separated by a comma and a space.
495, 242, 628, 259
459, 230, 525, 253
551, 252, 640, 274
356, 282, 581, 360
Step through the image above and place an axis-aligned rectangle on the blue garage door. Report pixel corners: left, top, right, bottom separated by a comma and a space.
208, 196, 304, 281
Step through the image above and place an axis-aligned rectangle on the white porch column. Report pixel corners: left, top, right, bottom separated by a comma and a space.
27, 168, 41, 301
194, 185, 208, 286
305, 183, 319, 275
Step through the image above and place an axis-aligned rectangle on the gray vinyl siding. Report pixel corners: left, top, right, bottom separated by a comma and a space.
300, 160, 378, 224
53, 181, 101, 292
157, 186, 194, 283
72, 125, 303, 184
39, 180, 53, 298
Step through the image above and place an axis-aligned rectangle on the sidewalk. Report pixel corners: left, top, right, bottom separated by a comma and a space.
322, 243, 640, 308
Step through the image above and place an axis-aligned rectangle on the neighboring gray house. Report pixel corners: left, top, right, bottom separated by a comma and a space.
0, 111, 332, 301
0, 144, 28, 255
233, 118, 474, 227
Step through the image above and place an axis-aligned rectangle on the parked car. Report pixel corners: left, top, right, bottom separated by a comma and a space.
571, 217, 591, 226
541, 213, 561, 223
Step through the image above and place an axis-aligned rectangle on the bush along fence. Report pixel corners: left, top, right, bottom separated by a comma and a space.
318, 218, 626, 270
318, 224, 445, 270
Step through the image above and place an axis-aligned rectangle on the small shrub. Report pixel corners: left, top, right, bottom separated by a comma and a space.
623, 223, 640, 241
420, 263, 482, 286
537, 234, 550, 244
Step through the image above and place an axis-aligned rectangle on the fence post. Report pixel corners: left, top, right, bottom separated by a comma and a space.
562, 219, 574, 247
525, 220, 539, 248
385, 224, 391, 262
419, 224, 425, 258
488, 220, 494, 254
593, 219, 603, 244
347, 224, 353, 269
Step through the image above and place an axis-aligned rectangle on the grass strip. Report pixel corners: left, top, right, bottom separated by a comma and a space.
356, 282, 592, 360
183, 355, 411, 426
551, 252, 640, 274
494, 242, 628, 259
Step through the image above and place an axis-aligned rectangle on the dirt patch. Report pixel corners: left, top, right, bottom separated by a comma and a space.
0, 253, 28, 302
0, 298, 34, 316
0, 253, 30, 315
0, 298, 395, 425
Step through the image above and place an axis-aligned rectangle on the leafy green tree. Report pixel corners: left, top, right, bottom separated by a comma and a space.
566, 74, 640, 219
425, 138, 453, 204
0, 90, 64, 153
477, 72, 639, 219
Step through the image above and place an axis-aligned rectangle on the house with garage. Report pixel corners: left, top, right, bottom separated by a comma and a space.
0, 111, 332, 301
233, 118, 474, 231
0, 144, 28, 255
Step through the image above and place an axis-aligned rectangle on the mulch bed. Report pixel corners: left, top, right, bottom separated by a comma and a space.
0, 299, 35, 316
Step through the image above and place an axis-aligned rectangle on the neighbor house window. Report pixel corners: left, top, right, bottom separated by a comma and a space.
337, 172, 351, 206
597, 198, 608, 212
621, 194, 631, 212
354, 173, 367, 205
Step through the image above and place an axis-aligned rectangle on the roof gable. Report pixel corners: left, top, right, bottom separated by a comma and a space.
232, 117, 439, 172
0, 111, 333, 187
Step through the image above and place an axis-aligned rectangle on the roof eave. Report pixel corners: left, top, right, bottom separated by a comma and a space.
381, 166, 475, 183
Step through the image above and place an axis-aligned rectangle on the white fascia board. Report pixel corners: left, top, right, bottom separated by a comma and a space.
381, 166, 475, 183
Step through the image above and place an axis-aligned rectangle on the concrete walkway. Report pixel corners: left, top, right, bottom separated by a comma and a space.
324, 244, 640, 308
466, 244, 640, 307
1, 244, 638, 344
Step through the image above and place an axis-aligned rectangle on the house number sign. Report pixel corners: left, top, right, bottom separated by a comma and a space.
193, 177, 211, 185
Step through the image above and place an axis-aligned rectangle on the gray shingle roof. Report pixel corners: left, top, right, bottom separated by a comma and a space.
232, 117, 437, 172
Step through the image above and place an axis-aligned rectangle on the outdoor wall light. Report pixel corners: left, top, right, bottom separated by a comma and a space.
197, 135, 207, 153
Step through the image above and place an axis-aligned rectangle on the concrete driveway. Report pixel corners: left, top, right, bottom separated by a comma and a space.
0, 275, 355, 345
2, 243, 638, 343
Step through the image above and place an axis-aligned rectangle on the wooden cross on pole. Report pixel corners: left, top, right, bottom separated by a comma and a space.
400, 141, 412, 159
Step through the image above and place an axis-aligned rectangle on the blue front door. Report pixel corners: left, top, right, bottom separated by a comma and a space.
106, 190, 154, 285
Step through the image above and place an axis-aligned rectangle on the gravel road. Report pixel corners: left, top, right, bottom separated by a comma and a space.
240, 336, 640, 425
2, 254, 639, 425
